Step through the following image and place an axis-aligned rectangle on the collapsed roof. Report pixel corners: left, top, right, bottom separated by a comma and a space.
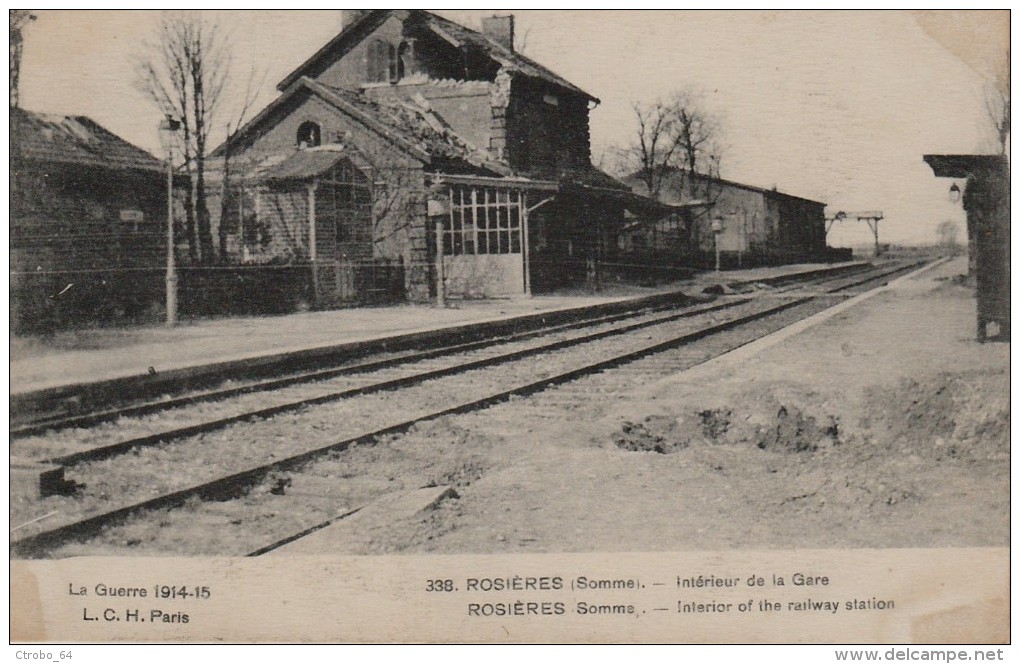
276, 10, 597, 102
215, 76, 508, 178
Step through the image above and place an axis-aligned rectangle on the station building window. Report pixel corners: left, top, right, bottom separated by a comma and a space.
297, 121, 321, 148
397, 39, 416, 79
317, 160, 373, 245
444, 186, 523, 256
367, 39, 397, 83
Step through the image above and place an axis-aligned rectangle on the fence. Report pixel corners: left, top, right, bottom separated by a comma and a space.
329, 258, 406, 306
602, 253, 697, 286
11, 259, 408, 334
10, 267, 166, 334
178, 264, 314, 317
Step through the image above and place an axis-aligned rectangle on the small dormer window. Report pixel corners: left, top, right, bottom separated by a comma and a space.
367, 39, 397, 83
297, 121, 321, 148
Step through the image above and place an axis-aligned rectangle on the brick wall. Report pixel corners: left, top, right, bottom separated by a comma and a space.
506, 75, 591, 179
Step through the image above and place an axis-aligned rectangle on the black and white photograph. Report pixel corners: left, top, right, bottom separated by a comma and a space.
8, 9, 1010, 646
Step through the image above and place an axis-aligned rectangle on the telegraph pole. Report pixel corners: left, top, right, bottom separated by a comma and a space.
711, 218, 723, 272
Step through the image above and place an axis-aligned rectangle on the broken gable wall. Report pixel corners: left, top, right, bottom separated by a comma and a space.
302, 13, 409, 90
365, 80, 495, 160
292, 13, 595, 179
311, 15, 503, 163
506, 75, 591, 179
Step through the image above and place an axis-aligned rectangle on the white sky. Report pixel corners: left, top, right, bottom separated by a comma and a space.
17, 9, 1009, 246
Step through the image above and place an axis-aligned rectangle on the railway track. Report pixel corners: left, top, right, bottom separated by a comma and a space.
10, 262, 886, 466
10, 260, 924, 558
10, 262, 873, 438
11, 298, 751, 447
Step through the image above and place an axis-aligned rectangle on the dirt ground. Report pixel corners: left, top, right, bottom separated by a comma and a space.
337, 257, 1009, 554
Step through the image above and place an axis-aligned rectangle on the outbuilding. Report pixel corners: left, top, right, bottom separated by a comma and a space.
622, 168, 828, 269
10, 108, 167, 331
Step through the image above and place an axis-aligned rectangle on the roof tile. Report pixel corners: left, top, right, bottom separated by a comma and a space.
11, 108, 163, 173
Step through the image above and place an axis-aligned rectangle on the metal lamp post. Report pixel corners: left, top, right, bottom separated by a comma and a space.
427, 198, 448, 308
160, 116, 182, 327
710, 217, 723, 272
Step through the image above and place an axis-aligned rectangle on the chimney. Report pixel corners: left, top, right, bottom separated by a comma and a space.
342, 10, 369, 31
482, 15, 515, 52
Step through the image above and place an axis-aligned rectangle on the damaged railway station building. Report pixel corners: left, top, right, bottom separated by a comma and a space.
206, 9, 666, 307
10, 10, 841, 332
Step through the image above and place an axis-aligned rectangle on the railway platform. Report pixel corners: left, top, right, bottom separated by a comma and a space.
10, 261, 863, 397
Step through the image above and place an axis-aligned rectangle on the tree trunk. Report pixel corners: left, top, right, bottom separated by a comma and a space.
182, 171, 197, 263
196, 161, 214, 261
180, 118, 199, 263
218, 146, 232, 261
194, 105, 213, 260
193, 59, 215, 263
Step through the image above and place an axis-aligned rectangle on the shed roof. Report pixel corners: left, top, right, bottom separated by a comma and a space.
11, 107, 163, 173
923, 154, 1009, 178
246, 145, 353, 183
623, 168, 827, 207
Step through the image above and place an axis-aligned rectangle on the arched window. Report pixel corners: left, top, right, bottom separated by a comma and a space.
297, 121, 321, 148
397, 39, 416, 80
318, 160, 373, 246
366, 39, 396, 83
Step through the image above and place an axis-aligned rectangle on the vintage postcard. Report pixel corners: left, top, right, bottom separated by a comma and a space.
8, 9, 1010, 647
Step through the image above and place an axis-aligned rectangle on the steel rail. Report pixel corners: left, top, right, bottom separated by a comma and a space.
21, 262, 917, 471
11, 262, 874, 436
12, 294, 814, 558
11, 298, 693, 438
42, 297, 753, 467
11, 261, 925, 557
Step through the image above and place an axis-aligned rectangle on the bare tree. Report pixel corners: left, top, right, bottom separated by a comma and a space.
135, 11, 231, 264
9, 10, 36, 109
218, 65, 265, 260
622, 87, 724, 204
628, 97, 682, 201
370, 165, 423, 250
984, 49, 1009, 155
671, 89, 723, 204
